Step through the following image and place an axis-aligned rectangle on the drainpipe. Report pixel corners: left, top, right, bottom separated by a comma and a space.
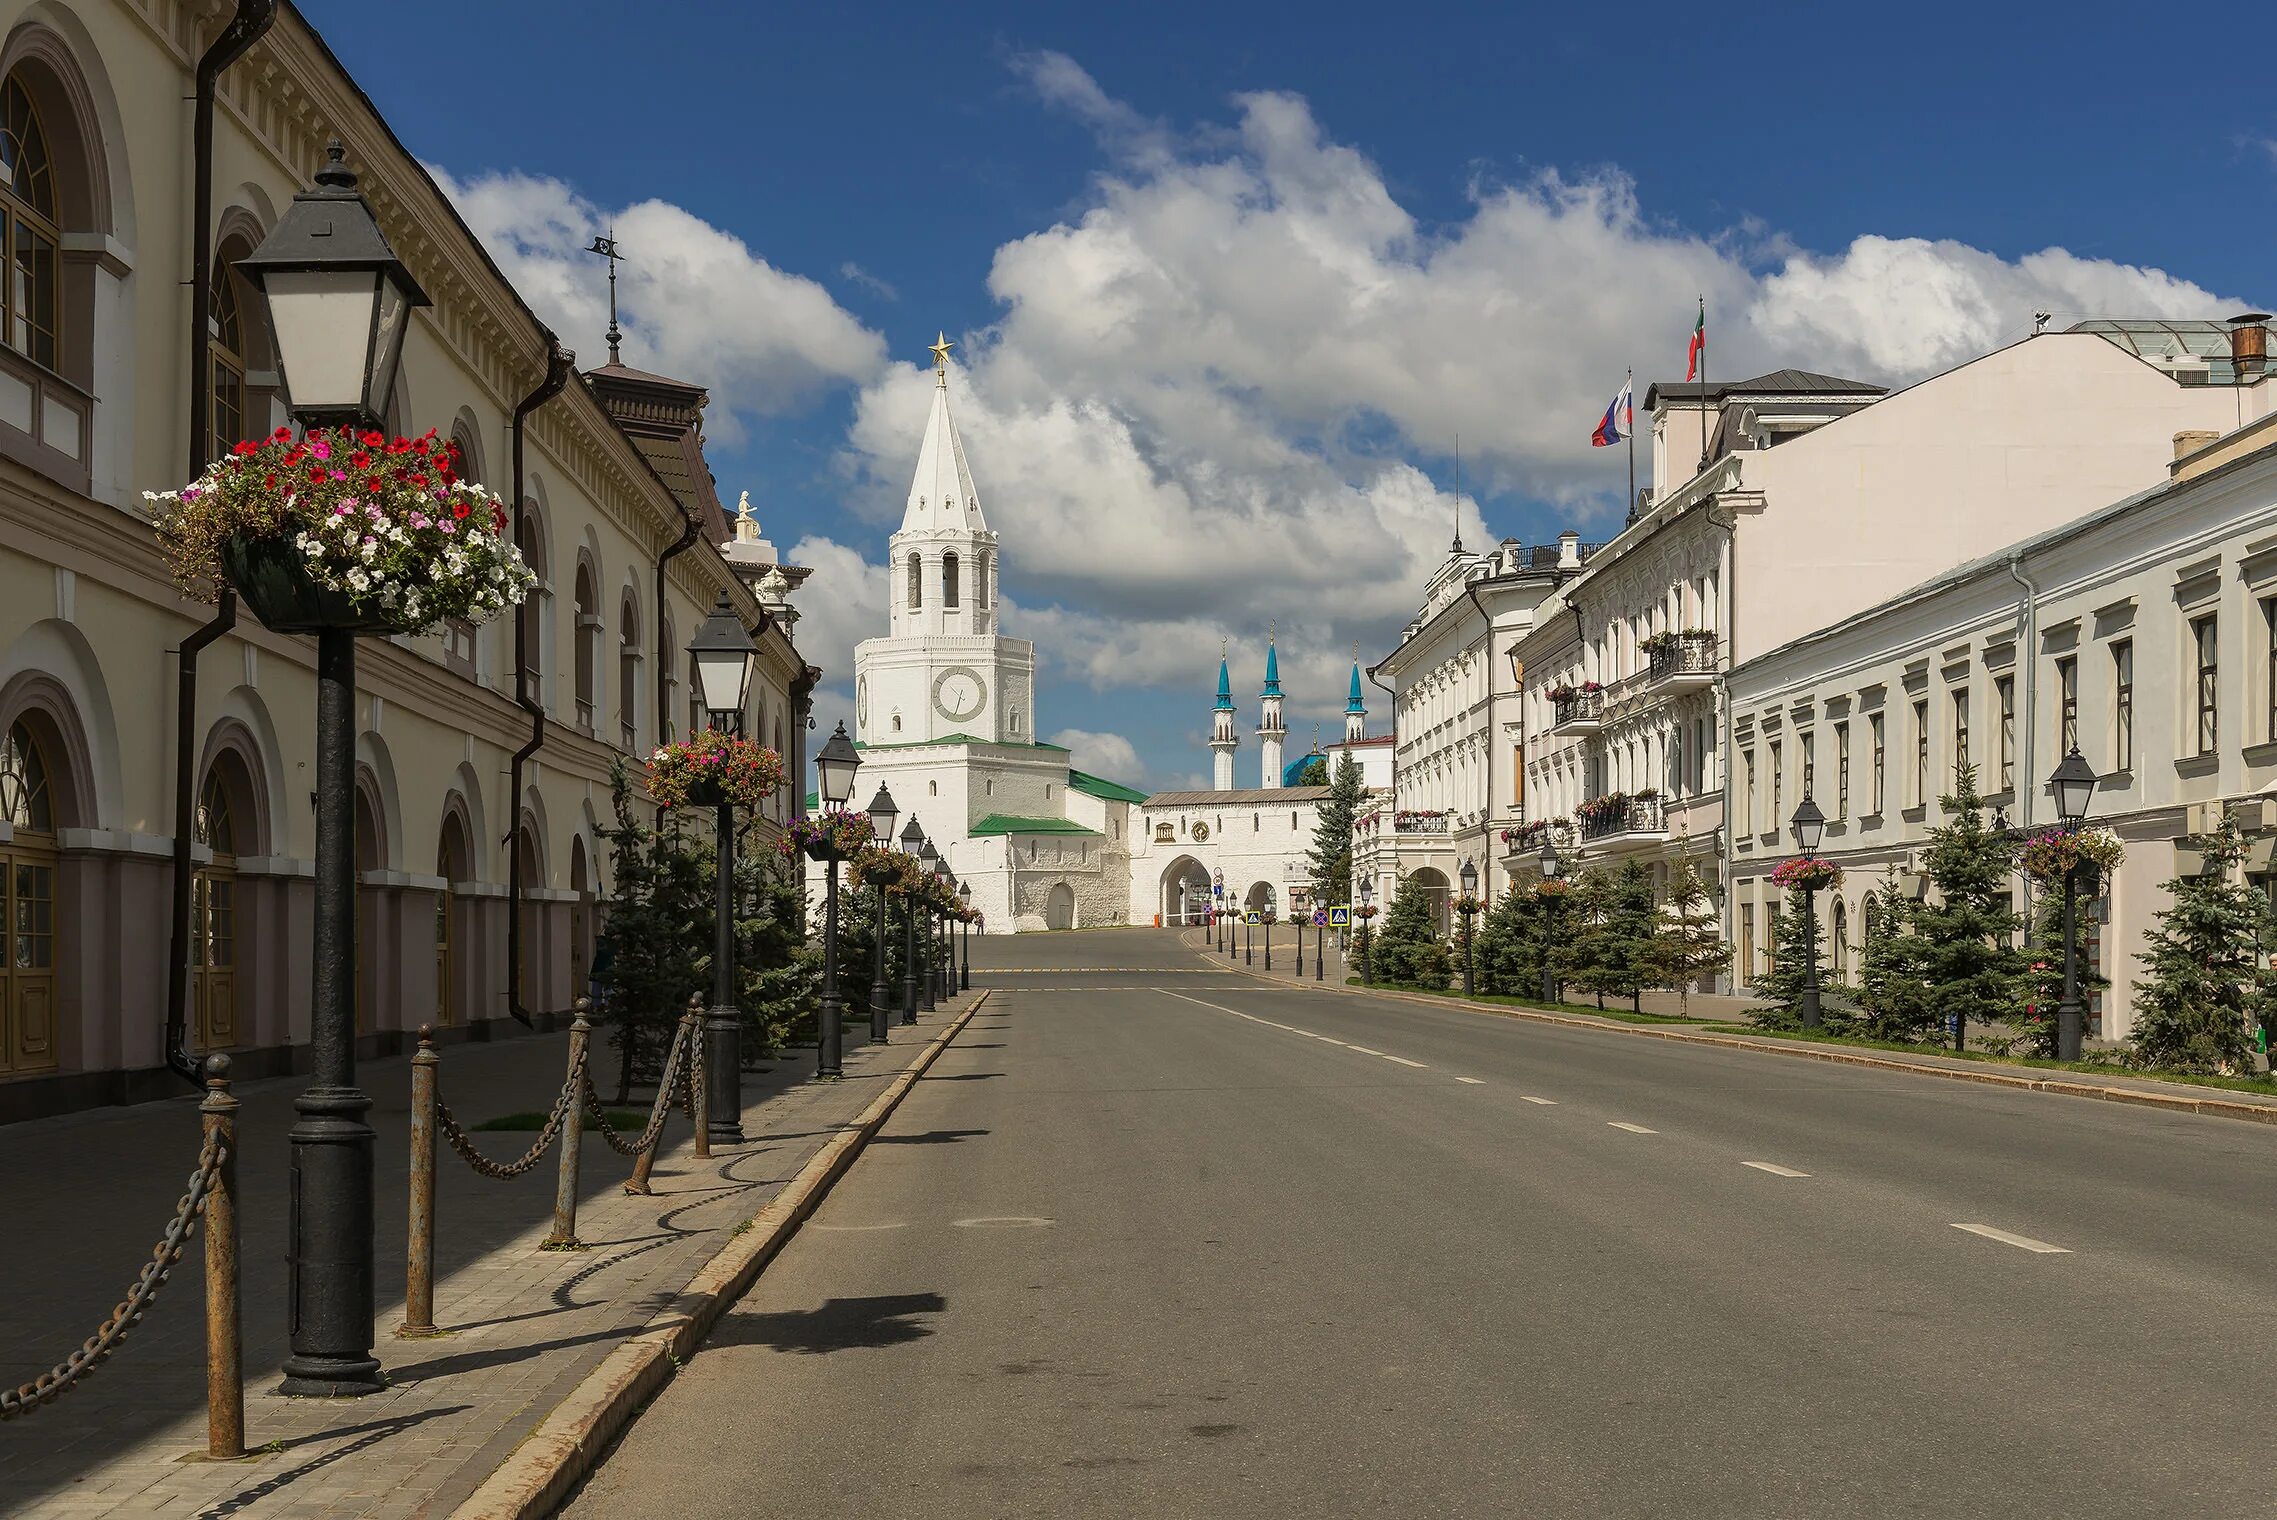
2005, 552, 2040, 833
504, 339, 575, 1027
654, 508, 702, 747
1366, 662, 1398, 904
164, 0, 277, 1086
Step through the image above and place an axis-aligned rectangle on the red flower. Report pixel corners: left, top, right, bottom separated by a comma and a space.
264, 473, 277, 487
232, 440, 257, 456
351, 451, 372, 470
271, 426, 293, 442
412, 438, 430, 456
452, 500, 471, 519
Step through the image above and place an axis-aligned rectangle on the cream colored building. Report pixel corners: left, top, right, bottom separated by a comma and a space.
0, 0, 807, 1121
1726, 392, 2277, 1038
1510, 328, 2270, 989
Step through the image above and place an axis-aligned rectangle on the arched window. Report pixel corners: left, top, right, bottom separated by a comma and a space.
660, 614, 677, 743
435, 808, 473, 1027
0, 77, 59, 371
907, 553, 922, 610
943, 551, 960, 610
517, 506, 548, 708
1832, 898, 1850, 982
192, 763, 247, 1051
572, 561, 598, 730
209, 263, 246, 457
618, 597, 640, 750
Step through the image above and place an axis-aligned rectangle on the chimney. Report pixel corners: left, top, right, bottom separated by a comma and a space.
1558, 530, 1581, 571
2230, 312, 2271, 380
2174, 430, 2220, 461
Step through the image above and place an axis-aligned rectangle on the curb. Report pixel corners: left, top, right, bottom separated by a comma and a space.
1182, 930, 2277, 1130
448, 993, 988, 1520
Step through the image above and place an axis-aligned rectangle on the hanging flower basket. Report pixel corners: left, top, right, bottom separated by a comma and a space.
784, 809, 875, 861
1532, 879, 1571, 900
1769, 856, 1842, 891
1354, 904, 1379, 921
857, 844, 915, 889
1454, 892, 1483, 915
2018, 827, 2124, 886
647, 731, 784, 812
151, 426, 534, 637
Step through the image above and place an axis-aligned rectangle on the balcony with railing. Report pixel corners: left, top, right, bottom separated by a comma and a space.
1548, 687, 1604, 735
1575, 792, 1667, 850
1644, 630, 1718, 692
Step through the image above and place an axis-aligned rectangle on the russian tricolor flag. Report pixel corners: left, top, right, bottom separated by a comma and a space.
1591, 378, 1632, 448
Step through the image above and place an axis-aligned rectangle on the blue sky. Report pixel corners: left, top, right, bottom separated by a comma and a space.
308, 0, 2275, 789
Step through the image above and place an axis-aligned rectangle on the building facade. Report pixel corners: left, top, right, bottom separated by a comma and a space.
1726, 397, 2277, 1034
0, 0, 804, 1120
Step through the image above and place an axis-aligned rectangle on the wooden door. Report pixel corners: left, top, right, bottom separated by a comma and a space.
2, 850, 58, 1073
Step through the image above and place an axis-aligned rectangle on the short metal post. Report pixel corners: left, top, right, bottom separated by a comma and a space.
398, 1029, 439, 1336
201, 1055, 244, 1460
542, 1000, 592, 1249
627, 1004, 699, 1195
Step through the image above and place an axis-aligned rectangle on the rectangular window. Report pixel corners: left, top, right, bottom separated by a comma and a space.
2265, 597, 2277, 743
2056, 656, 2078, 756
1996, 675, 2015, 792
2193, 613, 2218, 756
1912, 698, 1929, 806
1869, 714, 1885, 815
1952, 687, 1970, 783
2112, 639, 2134, 771
1512, 746, 1524, 808
1740, 906, 1755, 985
1800, 734, 1815, 809
1743, 749, 1757, 835
1835, 722, 1850, 819
1769, 740, 1783, 833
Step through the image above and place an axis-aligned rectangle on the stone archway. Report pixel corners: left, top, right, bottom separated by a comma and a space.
1243, 880, 1277, 916
1407, 866, 1451, 938
1044, 882, 1077, 930
1160, 854, 1210, 926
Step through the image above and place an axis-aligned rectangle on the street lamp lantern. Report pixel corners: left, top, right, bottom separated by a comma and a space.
1790, 794, 1826, 859
865, 783, 899, 845
1358, 876, 1374, 906
1538, 841, 1563, 880
235, 143, 429, 431
814, 720, 861, 808
688, 593, 757, 723
2047, 746, 2098, 829
1459, 857, 1479, 895
901, 817, 925, 856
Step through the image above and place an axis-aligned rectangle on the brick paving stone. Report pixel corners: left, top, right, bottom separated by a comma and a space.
0, 996, 974, 1519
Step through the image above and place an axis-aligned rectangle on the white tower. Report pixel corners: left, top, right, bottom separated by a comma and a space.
1258, 632, 1286, 790
852, 334, 1037, 746
1210, 650, 1239, 791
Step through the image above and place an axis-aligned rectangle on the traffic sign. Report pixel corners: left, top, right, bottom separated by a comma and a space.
1244, 910, 1261, 925
1329, 905, 1350, 927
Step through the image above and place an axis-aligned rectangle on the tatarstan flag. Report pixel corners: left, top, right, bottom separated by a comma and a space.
1685, 300, 1705, 382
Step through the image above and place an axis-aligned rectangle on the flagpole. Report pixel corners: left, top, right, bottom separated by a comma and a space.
1626, 365, 1636, 517
1696, 295, 1709, 474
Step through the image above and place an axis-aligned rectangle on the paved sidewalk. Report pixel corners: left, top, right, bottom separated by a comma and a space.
1176, 925, 2277, 1116
0, 995, 979, 1520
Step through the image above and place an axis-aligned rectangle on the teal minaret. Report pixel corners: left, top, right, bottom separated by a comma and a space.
1210, 646, 1239, 790
1258, 627, 1286, 790
1345, 656, 1367, 744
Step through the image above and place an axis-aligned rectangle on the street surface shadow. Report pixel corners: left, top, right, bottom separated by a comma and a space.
872, 1128, 991, 1145
196, 1405, 467, 1518
924, 1072, 1003, 1081
714, 1292, 946, 1354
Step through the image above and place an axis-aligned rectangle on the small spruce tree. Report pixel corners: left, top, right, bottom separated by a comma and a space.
591, 763, 708, 1100
1307, 751, 1368, 905
1855, 884, 1938, 1043
1473, 884, 1539, 997
1372, 872, 1452, 989
1558, 870, 1623, 1009
1605, 860, 1663, 1012
1748, 886, 1834, 1031
1653, 852, 1731, 1016
1915, 763, 2025, 1051
2130, 816, 2265, 1073
2017, 885, 2111, 1057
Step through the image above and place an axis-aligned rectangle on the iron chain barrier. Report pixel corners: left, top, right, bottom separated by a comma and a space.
434, 1044, 588, 1180
3, 1103, 227, 1421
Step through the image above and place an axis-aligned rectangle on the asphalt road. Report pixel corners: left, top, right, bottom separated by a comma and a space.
566, 928, 2277, 1519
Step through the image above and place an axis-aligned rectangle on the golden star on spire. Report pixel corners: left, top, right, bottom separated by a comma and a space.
929, 332, 955, 371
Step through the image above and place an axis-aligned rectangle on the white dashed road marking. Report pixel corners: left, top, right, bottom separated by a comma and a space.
810, 1221, 910, 1231
1519, 1096, 1558, 1106
1455, 1077, 1487, 1085
1741, 1162, 1810, 1178
1951, 1223, 2070, 1254
1382, 1056, 1428, 1068
1346, 1046, 1385, 1056
1608, 1122, 1658, 1135
952, 1217, 1055, 1229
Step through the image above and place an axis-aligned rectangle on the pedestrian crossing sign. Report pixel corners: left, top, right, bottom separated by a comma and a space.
1244, 910, 1262, 925
1329, 905, 1350, 927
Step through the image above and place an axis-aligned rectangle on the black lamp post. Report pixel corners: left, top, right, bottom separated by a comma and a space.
1790, 794, 1827, 1031
917, 841, 941, 1012
933, 863, 953, 1003
238, 144, 429, 1398
864, 784, 899, 1044
810, 722, 862, 1078
1358, 875, 1375, 985
688, 593, 760, 1139
958, 879, 973, 990
1538, 842, 1563, 1004
2047, 746, 2099, 1062
1458, 857, 1480, 998
899, 819, 925, 1024
1263, 902, 1276, 971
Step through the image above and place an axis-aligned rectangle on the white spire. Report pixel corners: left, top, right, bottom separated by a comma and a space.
900, 333, 986, 535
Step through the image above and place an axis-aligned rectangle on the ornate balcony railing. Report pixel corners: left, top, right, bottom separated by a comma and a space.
1646, 631, 1718, 684
1578, 794, 1665, 841
1550, 690, 1604, 730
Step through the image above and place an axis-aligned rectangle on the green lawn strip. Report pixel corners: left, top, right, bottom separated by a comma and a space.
1696, 1023, 2277, 1099
473, 1107, 654, 1132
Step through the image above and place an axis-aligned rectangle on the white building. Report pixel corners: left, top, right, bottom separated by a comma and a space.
1507, 325, 2274, 983
1359, 535, 1568, 928
1727, 379, 2277, 1036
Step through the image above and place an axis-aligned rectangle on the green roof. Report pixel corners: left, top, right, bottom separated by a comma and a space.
853, 734, 1069, 753
1068, 768, 1148, 804
968, 814, 1103, 837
